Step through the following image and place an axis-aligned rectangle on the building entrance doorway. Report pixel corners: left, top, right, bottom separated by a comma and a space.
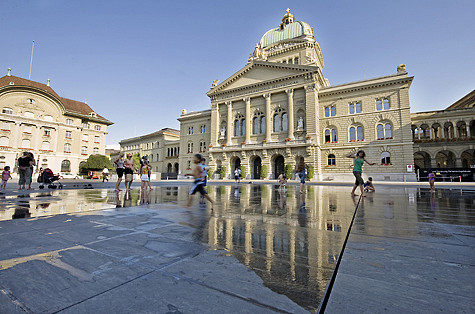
253, 157, 261, 179
274, 155, 285, 178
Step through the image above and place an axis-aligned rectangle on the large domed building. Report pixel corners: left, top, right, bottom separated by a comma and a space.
178, 9, 415, 181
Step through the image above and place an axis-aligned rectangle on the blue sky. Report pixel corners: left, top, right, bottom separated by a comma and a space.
1, 0, 474, 147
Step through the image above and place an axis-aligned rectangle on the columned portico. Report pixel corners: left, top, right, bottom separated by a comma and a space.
264, 93, 272, 142
286, 89, 294, 139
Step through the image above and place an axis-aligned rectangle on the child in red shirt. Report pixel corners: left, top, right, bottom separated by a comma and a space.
1, 166, 12, 189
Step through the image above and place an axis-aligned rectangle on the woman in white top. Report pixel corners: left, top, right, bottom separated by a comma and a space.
114, 153, 125, 191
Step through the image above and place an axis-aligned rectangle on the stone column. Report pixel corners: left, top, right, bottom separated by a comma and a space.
286, 88, 294, 139
429, 126, 433, 139
211, 103, 219, 146
263, 93, 272, 142
226, 101, 232, 145
244, 97, 251, 144
417, 127, 421, 140
466, 122, 470, 138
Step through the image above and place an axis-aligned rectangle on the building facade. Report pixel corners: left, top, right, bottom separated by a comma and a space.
119, 128, 180, 178
411, 90, 475, 176
180, 10, 416, 181
0, 69, 112, 174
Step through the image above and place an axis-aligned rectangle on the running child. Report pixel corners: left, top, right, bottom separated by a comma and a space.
1, 166, 12, 189
186, 154, 214, 208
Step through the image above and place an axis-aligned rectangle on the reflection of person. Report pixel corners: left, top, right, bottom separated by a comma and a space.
124, 153, 134, 190
346, 150, 376, 197
1, 166, 12, 189
18, 152, 33, 190
114, 153, 125, 191
363, 177, 375, 192
186, 154, 214, 208
277, 173, 287, 190
298, 193, 307, 227
428, 171, 435, 191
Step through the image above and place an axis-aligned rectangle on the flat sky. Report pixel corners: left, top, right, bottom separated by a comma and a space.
1, 0, 474, 148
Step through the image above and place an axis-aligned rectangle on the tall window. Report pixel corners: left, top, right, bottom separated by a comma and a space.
253, 112, 265, 134
234, 120, 240, 136
83, 122, 90, 129
42, 141, 50, 150
66, 119, 73, 125
377, 123, 392, 140
234, 114, 245, 136
325, 128, 338, 143
1, 122, 10, 130
377, 98, 390, 111
261, 116, 266, 134
273, 108, 286, 132
325, 106, 336, 117
199, 141, 206, 153
328, 154, 336, 166
0, 137, 9, 146
95, 125, 101, 131
241, 119, 246, 136
81, 146, 88, 155
282, 113, 288, 132
61, 160, 71, 172
93, 147, 99, 154
381, 152, 391, 165
325, 107, 329, 117
66, 131, 72, 138
24, 125, 32, 133
294, 57, 299, 64
273, 114, 280, 132
253, 117, 259, 135
64, 143, 71, 153
22, 139, 31, 148
357, 126, 364, 141
94, 136, 100, 143
349, 103, 355, 115
187, 142, 193, 153
83, 134, 88, 142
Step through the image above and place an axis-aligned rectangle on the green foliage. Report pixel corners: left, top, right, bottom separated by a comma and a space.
132, 153, 141, 172
260, 165, 268, 179
219, 166, 227, 179
79, 154, 112, 172
285, 164, 293, 179
207, 167, 213, 180
240, 165, 246, 178
306, 164, 314, 180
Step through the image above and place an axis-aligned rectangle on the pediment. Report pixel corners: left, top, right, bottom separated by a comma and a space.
208, 61, 317, 95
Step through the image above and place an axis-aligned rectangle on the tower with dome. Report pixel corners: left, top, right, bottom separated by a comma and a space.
178, 9, 416, 182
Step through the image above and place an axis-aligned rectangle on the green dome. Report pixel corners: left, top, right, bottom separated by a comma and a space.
259, 21, 313, 48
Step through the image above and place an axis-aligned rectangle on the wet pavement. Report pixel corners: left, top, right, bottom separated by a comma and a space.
0, 184, 474, 313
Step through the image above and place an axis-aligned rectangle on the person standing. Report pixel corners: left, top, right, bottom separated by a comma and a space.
124, 153, 134, 190
102, 167, 109, 182
114, 153, 125, 191
186, 154, 214, 208
17, 152, 33, 190
139, 160, 152, 191
428, 171, 435, 191
234, 167, 241, 183
296, 161, 306, 194
346, 150, 376, 197
1, 166, 12, 190
27, 153, 36, 190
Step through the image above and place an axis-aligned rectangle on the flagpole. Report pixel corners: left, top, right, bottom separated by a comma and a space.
28, 40, 35, 80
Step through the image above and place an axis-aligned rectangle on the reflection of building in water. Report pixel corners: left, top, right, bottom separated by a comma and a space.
204, 185, 354, 310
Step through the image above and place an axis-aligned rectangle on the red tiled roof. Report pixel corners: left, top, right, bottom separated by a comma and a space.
0, 75, 112, 124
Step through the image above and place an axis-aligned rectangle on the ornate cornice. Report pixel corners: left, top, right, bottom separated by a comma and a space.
319, 76, 414, 97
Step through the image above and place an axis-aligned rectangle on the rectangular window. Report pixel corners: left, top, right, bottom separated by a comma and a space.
44, 129, 51, 136
376, 100, 382, 111
65, 131, 72, 138
81, 146, 87, 155
355, 102, 362, 113
82, 134, 88, 142
330, 106, 336, 117
83, 123, 89, 129
325, 107, 329, 117
66, 119, 73, 125
93, 147, 99, 154
94, 125, 101, 131
383, 98, 390, 110
349, 103, 355, 114
94, 136, 100, 143
2, 122, 10, 130
2, 108, 13, 115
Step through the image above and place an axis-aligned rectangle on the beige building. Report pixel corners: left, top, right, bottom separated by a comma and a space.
179, 10, 416, 181
0, 69, 112, 175
119, 128, 180, 178
411, 90, 475, 173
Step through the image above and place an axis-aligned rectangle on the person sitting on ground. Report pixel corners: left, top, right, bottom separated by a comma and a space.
363, 177, 375, 192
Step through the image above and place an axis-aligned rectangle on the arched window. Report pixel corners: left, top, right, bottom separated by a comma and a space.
349, 127, 356, 142
355, 102, 362, 113
64, 143, 71, 153
384, 123, 392, 139
253, 117, 258, 134
325, 128, 337, 143
328, 154, 336, 166
377, 124, 384, 140
0, 136, 8, 146
241, 119, 246, 136
24, 111, 34, 118
22, 139, 30, 148
294, 57, 299, 64
61, 160, 71, 172
234, 120, 240, 136
357, 126, 364, 141
260, 116, 266, 134
44, 115, 53, 122
41, 141, 50, 150
282, 113, 288, 132
381, 152, 391, 165
273, 113, 280, 132
383, 98, 390, 110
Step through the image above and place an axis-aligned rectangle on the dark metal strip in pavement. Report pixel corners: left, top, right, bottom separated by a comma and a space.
0, 286, 33, 313
317, 195, 363, 314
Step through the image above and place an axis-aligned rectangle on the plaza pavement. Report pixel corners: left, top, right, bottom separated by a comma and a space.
0, 180, 474, 313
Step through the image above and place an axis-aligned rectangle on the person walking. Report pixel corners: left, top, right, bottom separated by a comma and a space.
124, 153, 134, 190
346, 150, 376, 197
234, 167, 241, 183
17, 152, 33, 190
186, 154, 214, 208
428, 171, 435, 192
1, 166, 12, 190
114, 153, 125, 191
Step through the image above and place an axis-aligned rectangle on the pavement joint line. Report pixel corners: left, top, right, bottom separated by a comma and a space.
0, 286, 33, 313
317, 195, 363, 314
349, 230, 470, 246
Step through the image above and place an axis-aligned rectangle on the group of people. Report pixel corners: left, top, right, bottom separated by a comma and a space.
17, 152, 36, 190
113, 153, 135, 191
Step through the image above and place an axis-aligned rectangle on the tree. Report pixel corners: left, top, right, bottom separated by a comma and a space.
240, 165, 246, 179
80, 154, 112, 172
219, 166, 227, 179
207, 167, 213, 180
260, 165, 268, 179
132, 153, 141, 172
306, 164, 314, 180
285, 164, 293, 179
